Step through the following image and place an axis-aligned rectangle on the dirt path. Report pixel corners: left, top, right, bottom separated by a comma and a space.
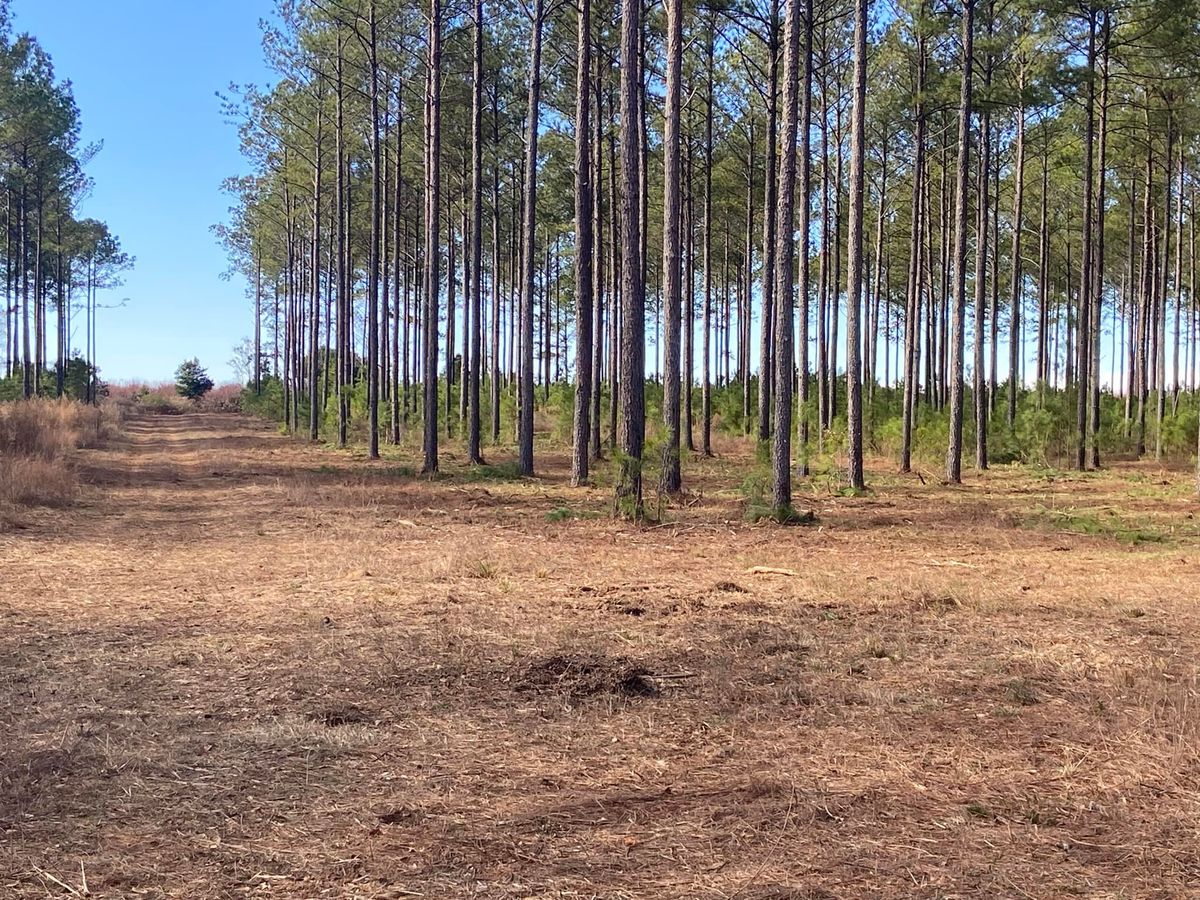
3, 412, 1199, 898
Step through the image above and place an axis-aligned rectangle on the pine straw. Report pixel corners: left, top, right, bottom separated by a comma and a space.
1, 412, 1198, 897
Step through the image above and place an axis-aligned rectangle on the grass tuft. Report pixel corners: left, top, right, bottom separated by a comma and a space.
0, 398, 120, 511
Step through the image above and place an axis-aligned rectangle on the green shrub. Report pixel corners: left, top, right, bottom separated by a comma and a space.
175, 359, 214, 401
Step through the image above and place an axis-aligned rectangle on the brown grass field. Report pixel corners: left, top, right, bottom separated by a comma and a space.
3, 410, 1200, 898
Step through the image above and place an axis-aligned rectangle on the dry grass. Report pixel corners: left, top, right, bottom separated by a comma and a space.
0, 456, 78, 507
111, 381, 244, 415
2, 411, 1199, 897
0, 398, 120, 514
201, 382, 244, 411
106, 379, 176, 400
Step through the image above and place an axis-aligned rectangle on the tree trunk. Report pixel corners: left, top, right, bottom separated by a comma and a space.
390, 83, 404, 444
1007, 68, 1025, 426
757, 0, 780, 443
422, 1, 443, 474
869, 141, 888, 408
845, 0, 867, 490
771, 0, 805, 512
591, 44, 605, 461
701, 13, 715, 457
335, 37, 350, 447
659, 0, 683, 493
945, 0, 974, 485
973, 31, 992, 471
309, 86, 324, 441
1075, 10, 1096, 471
900, 18, 926, 473
615, 0, 645, 518
1036, 133, 1049, 387
491, 88, 502, 443
609, 82, 621, 450
571, 0, 594, 485
743, 121, 755, 431
684, 103, 695, 451
467, 0, 485, 463
1091, 13, 1109, 467
796, 0, 814, 476
367, 2, 382, 459
517, 0, 545, 476
816, 48, 829, 449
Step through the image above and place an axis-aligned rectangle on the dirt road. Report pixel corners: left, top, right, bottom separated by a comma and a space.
3, 412, 1198, 897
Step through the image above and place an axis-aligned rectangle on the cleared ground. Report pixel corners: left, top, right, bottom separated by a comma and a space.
2, 411, 1199, 898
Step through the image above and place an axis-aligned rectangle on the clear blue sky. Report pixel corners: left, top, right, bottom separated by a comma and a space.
15, 0, 273, 384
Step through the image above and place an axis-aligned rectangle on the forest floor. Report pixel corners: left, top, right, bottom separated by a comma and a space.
3, 410, 1200, 898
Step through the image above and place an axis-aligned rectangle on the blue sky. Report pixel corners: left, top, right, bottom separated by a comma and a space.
15, 0, 273, 384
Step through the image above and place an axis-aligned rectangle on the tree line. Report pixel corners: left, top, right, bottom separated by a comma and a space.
221, 0, 1200, 517
0, 2, 131, 404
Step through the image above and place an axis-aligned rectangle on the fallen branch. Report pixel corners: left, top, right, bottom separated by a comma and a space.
747, 565, 798, 577
32, 866, 86, 897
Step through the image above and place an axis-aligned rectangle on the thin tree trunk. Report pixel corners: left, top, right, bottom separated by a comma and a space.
946, 0, 974, 484
1075, 9, 1096, 471
797, 2, 814, 476
366, 3, 383, 459
571, 0, 594, 484
869, 140, 888, 408
390, 84, 404, 444
616, 0, 645, 518
743, 120, 755, 431
771, 0, 802, 512
467, 0, 485, 463
816, 47, 829, 448
660, 0, 683, 492
1037, 133, 1050, 388
591, 44, 605, 461
309, 86, 324, 441
517, 0, 544, 475
491, 88, 502, 443
609, 83, 621, 450
1007, 70, 1025, 426
845, 0, 867, 490
684, 103, 695, 451
900, 18, 926, 473
422, 1, 443, 474
1091, 14, 1109, 467
973, 30, 992, 471
701, 13, 715, 457
758, 0, 780, 443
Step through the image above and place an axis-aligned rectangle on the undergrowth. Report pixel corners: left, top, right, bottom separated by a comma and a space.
0, 398, 121, 512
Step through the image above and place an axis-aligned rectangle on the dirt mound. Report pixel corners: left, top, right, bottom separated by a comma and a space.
516, 652, 659, 698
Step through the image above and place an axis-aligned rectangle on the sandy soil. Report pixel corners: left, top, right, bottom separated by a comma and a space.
2, 411, 1199, 898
